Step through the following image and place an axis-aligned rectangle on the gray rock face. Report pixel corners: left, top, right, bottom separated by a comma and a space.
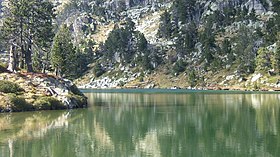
39, 77, 86, 108
107, 0, 170, 9
245, 0, 266, 14
202, 0, 270, 17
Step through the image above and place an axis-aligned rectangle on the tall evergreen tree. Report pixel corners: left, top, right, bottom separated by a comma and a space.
135, 32, 148, 53
173, 0, 196, 24
255, 47, 271, 72
1, 0, 54, 72
51, 24, 75, 77
103, 19, 136, 63
273, 41, 280, 75
200, 16, 216, 65
234, 26, 257, 73
221, 38, 234, 65
157, 10, 172, 39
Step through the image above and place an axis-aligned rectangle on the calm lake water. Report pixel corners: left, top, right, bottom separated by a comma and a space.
1, 89, 280, 157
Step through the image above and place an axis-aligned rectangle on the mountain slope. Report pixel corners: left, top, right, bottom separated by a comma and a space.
1, 0, 280, 90
60, 0, 279, 90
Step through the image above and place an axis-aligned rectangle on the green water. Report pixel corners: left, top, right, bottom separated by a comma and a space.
1, 89, 280, 157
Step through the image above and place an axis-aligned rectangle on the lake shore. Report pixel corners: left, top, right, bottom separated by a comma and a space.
79, 85, 280, 92
76, 71, 280, 92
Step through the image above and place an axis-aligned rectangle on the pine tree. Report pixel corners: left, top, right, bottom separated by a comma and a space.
51, 25, 75, 77
136, 32, 148, 53
93, 63, 105, 77
272, 0, 280, 14
103, 20, 136, 63
273, 41, 280, 75
173, 0, 196, 23
234, 26, 257, 73
255, 47, 271, 72
221, 38, 234, 65
249, 8, 257, 21
158, 10, 172, 39
200, 16, 216, 65
1, 0, 23, 71
1, 0, 54, 72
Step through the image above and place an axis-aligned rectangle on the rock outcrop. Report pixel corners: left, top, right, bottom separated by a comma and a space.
0, 72, 87, 112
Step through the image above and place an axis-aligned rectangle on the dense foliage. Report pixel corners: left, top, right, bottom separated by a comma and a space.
0, 0, 93, 79
1, 0, 55, 72
101, 18, 159, 71
157, 0, 280, 76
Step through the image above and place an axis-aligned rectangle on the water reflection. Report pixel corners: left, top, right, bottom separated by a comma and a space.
0, 91, 280, 157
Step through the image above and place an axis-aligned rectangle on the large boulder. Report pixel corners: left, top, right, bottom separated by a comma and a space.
0, 73, 87, 112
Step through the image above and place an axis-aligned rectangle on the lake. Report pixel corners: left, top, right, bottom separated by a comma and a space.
0, 89, 280, 157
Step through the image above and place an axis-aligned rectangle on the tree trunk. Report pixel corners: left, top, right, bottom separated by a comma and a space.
42, 63, 46, 73
25, 38, 33, 72
7, 44, 16, 72
55, 68, 61, 77
42, 51, 49, 74
19, 45, 25, 69
19, 18, 25, 69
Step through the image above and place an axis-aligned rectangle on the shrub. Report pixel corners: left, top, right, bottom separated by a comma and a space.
7, 94, 33, 111
34, 96, 65, 110
0, 62, 8, 73
139, 72, 144, 82
0, 80, 24, 93
93, 63, 105, 77
139, 76, 144, 82
188, 70, 197, 87
173, 60, 187, 74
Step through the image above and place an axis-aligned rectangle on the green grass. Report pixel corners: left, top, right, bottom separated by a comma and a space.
267, 76, 279, 84
0, 80, 24, 93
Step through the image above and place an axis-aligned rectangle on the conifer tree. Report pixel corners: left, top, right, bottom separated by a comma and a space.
173, 0, 196, 23
255, 47, 271, 72
136, 32, 148, 53
200, 16, 216, 65
273, 41, 280, 75
51, 24, 75, 77
1, 0, 54, 72
158, 10, 172, 39
234, 26, 256, 73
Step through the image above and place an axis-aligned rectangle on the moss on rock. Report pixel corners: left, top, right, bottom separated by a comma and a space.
34, 96, 66, 110
5, 94, 34, 112
0, 80, 24, 93
66, 93, 87, 108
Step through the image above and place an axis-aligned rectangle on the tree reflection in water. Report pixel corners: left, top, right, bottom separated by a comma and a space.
0, 91, 280, 157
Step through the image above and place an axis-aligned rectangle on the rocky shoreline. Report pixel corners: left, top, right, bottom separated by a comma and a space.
0, 72, 87, 112
79, 86, 280, 92
77, 73, 280, 92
